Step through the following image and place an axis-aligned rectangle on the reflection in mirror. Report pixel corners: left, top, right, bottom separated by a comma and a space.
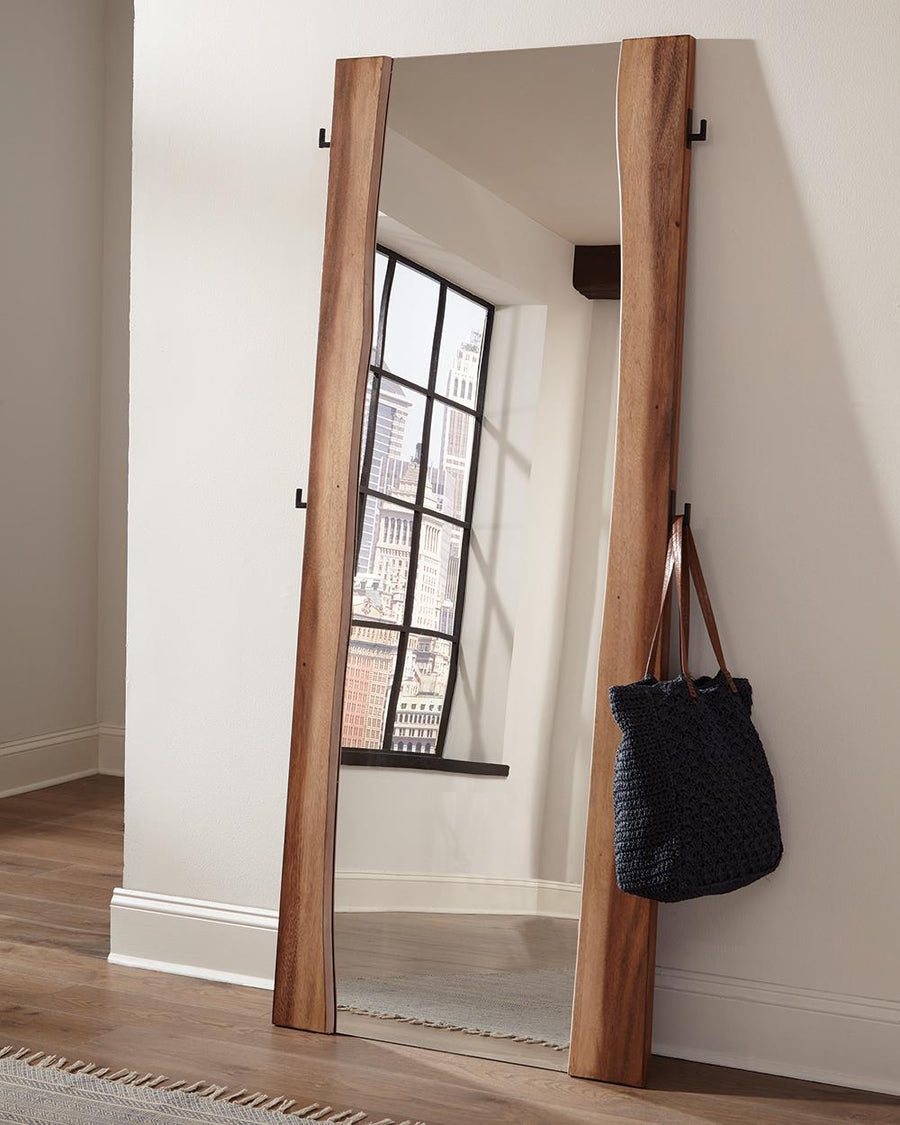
336, 43, 621, 1070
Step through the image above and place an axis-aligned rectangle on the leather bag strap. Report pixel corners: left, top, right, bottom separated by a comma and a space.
672, 516, 695, 696
685, 527, 737, 692
644, 525, 678, 678
645, 518, 690, 679
644, 515, 738, 696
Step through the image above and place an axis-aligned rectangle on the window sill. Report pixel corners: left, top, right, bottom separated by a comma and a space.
340, 749, 509, 777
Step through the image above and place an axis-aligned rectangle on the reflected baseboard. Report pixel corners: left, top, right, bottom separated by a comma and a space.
334, 871, 582, 918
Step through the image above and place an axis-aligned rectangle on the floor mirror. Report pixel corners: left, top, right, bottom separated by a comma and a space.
275, 36, 697, 1087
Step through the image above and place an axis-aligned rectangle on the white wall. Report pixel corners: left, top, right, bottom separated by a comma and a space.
118, 0, 900, 1095
541, 300, 620, 883
0, 0, 130, 793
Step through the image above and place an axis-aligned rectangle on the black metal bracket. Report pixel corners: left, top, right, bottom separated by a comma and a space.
670, 492, 691, 531
295, 488, 308, 510
687, 108, 708, 147
318, 127, 331, 149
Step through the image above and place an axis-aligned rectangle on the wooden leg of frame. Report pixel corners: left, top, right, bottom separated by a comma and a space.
568, 34, 696, 1086
273, 54, 392, 1034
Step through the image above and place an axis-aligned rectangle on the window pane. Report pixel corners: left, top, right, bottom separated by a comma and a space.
354, 496, 412, 626
382, 263, 439, 387
390, 636, 453, 755
436, 290, 487, 407
342, 626, 399, 750
344, 253, 494, 759
411, 516, 460, 634
365, 378, 426, 501
425, 400, 475, 522
370, 252, 389, 364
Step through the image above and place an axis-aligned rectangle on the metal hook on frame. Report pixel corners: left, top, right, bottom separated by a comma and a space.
669, 492, 691, 532
318, 128, 331, 149
686, 108, 707, 147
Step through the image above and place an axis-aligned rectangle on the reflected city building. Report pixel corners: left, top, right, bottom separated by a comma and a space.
341, 249, 488, 756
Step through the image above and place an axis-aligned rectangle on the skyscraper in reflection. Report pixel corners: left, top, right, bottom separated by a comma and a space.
343, 329, 482, 753
356, 379, 411, 576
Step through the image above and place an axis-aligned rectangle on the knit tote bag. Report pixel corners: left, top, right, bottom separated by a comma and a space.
609, 516, 783, 902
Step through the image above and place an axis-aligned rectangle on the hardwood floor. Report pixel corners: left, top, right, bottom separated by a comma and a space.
1, 776, 898, 1124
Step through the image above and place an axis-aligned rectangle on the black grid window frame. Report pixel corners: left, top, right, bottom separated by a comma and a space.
341, 247, 508, 778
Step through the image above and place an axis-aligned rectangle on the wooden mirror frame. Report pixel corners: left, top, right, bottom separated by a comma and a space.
273, 35, 697, 1087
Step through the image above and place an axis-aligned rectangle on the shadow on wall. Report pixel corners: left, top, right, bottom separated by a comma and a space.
450, 303, 534, 764
650, 40, 900, 998
535, 299, 619, 883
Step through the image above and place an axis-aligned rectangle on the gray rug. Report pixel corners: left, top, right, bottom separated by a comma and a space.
0, 1047, 423, 1124
338, 968, 574, 1050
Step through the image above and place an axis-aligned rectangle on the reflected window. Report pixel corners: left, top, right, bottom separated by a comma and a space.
341, 247, 493, 758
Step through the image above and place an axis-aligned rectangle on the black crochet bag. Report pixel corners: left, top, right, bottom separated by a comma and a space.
609, 516, 782, 902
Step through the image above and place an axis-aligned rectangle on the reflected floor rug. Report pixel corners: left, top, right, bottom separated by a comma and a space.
338, 968, 574, 1050
0, 1047, 424, 1124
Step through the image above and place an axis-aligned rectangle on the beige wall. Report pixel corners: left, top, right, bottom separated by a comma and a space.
98, 0, 133, 752
119, 0, 900, 1094
0, 0, 105, 745
0, 0, 131, 789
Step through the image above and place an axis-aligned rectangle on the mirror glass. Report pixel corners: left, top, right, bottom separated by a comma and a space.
335, 42, 621, 1070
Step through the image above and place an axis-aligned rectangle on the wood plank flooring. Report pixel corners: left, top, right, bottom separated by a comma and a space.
1, 776, 898, 1124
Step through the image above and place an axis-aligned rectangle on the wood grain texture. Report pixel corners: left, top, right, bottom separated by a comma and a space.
568, 35, 697, 1086
273, 55, 392, 1034
2, 778, 898, 1125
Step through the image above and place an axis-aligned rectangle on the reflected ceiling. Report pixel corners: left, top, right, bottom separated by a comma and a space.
388, 44, 621, 245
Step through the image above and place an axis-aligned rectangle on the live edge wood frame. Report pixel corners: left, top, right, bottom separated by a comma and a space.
274, 36, 698, 1087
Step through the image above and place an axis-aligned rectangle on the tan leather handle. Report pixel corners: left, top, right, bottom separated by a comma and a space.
685, 526, 736, 692
644, 517, 689, 680
644, 526, 677, 678
644, 515, 737, 696
670, 517, 697, 697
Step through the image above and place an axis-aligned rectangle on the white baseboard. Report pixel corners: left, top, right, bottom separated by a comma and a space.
334, 871, 581, 917
98, 723, 125, 776
0, 726, 99, 798
107, 883, 900, 1096
109, 887, 277, 988
107, 874, 579, 991
653, 966, 900, 1096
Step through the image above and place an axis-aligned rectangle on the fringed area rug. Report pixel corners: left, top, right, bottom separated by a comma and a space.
338, 968, 574, 1050
0, 1047, 424, 1125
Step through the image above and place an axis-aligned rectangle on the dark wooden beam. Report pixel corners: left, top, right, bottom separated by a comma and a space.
572, 244, 621, 300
